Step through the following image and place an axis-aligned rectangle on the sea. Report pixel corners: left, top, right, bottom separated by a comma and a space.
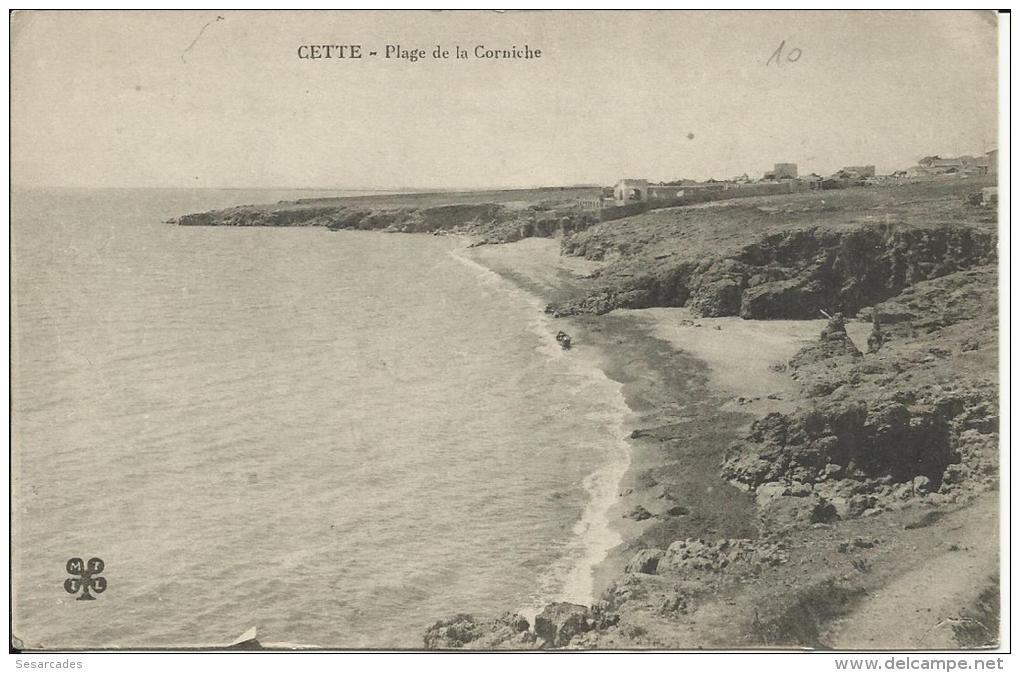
10, 188, 633, 649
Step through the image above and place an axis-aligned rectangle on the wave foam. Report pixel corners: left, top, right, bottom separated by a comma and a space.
448, 244, 634, 613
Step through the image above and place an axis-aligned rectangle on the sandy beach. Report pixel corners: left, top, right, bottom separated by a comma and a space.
460, 235, 999, 651
465, 238, 828, 600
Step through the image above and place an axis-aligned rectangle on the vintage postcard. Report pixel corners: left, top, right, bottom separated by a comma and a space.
9, 9, 1004, 654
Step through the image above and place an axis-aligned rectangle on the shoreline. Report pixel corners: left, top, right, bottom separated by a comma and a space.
447, 241, 634, 611
165, 212, 999, 649
461, 238, 824, 607
454, 237, 999, 651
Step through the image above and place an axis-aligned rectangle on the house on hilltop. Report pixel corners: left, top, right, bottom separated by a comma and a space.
920, 156, 964, 170
973, 149, 998, 175
838, 165, 876, 179
907, 156, 964, 178
613, 179, 649, 205
907, 152, 995, 178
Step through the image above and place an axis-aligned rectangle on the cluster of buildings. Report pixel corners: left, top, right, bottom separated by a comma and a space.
578, 150, 997, 211
583, 162, 831, 209
898, 150, 998, 179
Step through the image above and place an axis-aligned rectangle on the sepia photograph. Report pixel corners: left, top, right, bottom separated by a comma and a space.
8, 8, 1007, 658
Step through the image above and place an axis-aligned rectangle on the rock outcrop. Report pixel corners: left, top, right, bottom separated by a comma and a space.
533, 602, 593, 647
555, 222, 995, 319
722, 266, 998, 528
422, 613, 486, 649
624, 548, 665, 574
423, 612, 533, 650
755, 482, 839, 529
661, 538, 788, 574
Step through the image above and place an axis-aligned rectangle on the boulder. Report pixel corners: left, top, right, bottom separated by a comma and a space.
533, 602, 592, 647
423, 614, 484, 649
848, 494, 876, 518
829, 496, 850, 519
912, 475, 933, 494
625, 505, 653, 521
787, 480, 813, 497
722, 450, 790, 487
891, 482, 913, 500
821, 463, 844, 480
423, 612, 532, 650
589, 600, 621, 629
658, 589, 689, 615
624, 549, 664, 574
662, 537, 787, 574
600, 574, 647, 608
755, 480, 813, 508
755, 481, 790, 504
499, 612, 531, 634
941, 463, 966, 486
758, 492, 838, 530
664, 538, 714, 572
788, 314, 863, 367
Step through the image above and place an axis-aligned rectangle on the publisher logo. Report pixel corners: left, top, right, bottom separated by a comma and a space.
64, 557, 107, 601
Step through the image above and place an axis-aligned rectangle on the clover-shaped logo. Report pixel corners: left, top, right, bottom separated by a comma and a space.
64, 557, 106, 601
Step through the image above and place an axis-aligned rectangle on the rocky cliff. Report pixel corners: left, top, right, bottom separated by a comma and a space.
553, 222, 995, 320
550, 178, 997, 320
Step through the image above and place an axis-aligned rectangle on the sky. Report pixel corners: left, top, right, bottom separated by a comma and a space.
11, 10, 1001, 190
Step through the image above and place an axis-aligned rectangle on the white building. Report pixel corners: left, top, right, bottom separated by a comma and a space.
613, 179, 649, 205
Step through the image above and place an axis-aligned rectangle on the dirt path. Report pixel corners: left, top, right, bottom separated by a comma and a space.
829, 495, 1000, 649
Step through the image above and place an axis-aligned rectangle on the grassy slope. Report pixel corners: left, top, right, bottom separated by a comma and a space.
179, 186, 599, 218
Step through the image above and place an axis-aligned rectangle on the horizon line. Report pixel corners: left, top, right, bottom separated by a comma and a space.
10, 183, 605, 193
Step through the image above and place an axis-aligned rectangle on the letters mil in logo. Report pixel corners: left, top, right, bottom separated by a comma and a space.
64, 557, 107, 601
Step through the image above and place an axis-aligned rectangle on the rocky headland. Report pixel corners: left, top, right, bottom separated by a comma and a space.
174, 187, 601, 244
178, 175, 999, 649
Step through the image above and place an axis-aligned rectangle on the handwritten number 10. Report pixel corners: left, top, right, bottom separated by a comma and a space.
767, 40, 802, 66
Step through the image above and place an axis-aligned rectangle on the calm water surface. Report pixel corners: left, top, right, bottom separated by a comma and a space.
11, 188, 630, 649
